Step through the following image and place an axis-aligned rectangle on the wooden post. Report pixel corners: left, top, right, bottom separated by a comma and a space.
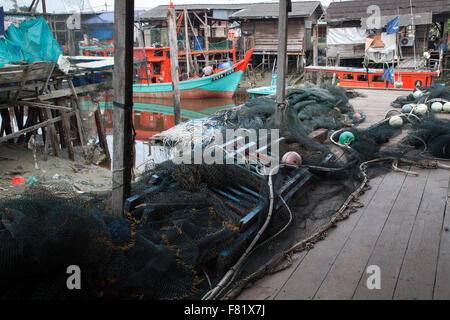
68, 80, 87, 147
112, 0, 135, 217
313, 24, 319, 66
332, 53, 340, 85
184, 9, 192, 77
312, 23, 319, 84
168, 5, 181, 125
68, 29, 76, 56
275, 0, 290, 127
59, 100, 75, 161
204, 11, 209, 66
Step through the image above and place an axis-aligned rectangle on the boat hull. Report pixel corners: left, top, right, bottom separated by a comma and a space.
133, 49, 253, 99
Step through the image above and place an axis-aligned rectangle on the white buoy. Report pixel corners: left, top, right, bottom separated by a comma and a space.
389, 115, 403, 128
431, 102, 443, 113
413, 90, 424, 99
443, 102, 450, 113
414, 104, 428, 116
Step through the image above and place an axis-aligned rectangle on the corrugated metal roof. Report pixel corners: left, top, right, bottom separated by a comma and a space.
230, 1, 323, 19
139, 3, 252, 20
326, 0, 450, 22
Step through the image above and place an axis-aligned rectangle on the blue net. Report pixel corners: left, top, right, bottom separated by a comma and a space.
0, 17, 61, 66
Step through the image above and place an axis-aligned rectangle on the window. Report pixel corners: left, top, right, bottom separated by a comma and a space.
343, 74, 354, 80
372, 75, 385, 82
357, 75, 368, 82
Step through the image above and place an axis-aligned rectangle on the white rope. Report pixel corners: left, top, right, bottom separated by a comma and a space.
202, 163, 297, 300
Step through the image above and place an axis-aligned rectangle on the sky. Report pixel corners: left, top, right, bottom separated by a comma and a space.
0, 0, 340, 13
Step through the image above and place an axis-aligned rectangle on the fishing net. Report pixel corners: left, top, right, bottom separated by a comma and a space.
1, 84, 449, 300
391, 84, 450, 108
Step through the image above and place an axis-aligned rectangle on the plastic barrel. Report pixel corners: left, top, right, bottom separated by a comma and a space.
195, 37, 203, 50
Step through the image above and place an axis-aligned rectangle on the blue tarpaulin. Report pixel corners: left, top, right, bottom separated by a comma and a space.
0, 17, 61, 67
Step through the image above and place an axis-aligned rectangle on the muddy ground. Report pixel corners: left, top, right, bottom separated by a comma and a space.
0, 142, 113, 197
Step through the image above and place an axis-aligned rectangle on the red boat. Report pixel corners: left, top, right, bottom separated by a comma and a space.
305, 66, 439, 90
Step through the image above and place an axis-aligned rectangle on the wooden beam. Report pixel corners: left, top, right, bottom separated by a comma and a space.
275, 0, 290, 126
192, 11, 206, 26
0, 111, 75, 144
112, 0, 135, 217
9, 100, 71, 111
93, 100, 111, 162
168, 6, 181, 125
24, 81, 113, 102
68, 80, 87, 147
186, 13, 207, 64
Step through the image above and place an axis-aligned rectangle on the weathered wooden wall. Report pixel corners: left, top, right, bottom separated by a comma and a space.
241, 18, 307, 53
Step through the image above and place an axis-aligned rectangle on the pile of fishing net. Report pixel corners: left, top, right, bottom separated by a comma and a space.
286, 84, 360, 132
2, 84, 449, 300
0, 164, 265, 299
391, 84, 450, 109
230, 84, 363, 133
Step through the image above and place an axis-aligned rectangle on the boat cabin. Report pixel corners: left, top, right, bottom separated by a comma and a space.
133, 46, 237, 85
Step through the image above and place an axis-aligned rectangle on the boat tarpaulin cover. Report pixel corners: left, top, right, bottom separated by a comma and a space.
327, 27, 366, 46
0, 17, 61, 67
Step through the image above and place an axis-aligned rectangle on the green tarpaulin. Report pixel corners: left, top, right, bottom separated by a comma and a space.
0, 17, 61, 67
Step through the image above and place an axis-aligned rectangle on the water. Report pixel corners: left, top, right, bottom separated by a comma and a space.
80, 88, 251, 170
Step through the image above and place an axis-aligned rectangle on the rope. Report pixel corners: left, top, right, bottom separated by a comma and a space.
202, 163, 297, 300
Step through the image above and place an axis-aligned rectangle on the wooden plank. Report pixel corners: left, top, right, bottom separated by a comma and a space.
311, 170, 409, 300
393, 169, 450, 300
0, 111, 75, 143
26, 82, 113, 101
434, 169, 450, 299
112, 0, 135, 217
237, 251, 309, 300
274, 173, 387, 300
352, 168, 430, 300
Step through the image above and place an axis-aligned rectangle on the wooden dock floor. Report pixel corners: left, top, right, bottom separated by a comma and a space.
237, 89, 450, 300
